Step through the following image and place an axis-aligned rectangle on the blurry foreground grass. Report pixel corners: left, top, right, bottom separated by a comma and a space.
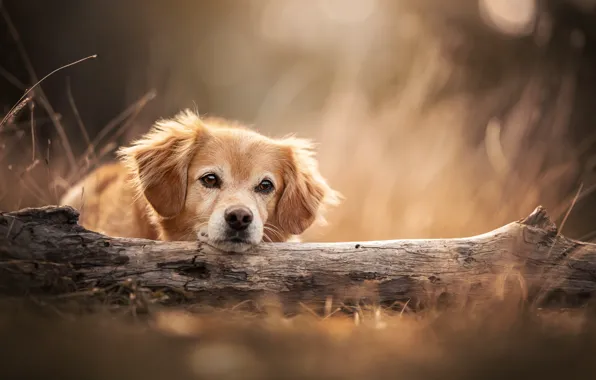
0, 294, 595, 380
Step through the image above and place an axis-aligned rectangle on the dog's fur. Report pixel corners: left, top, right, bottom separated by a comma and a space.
60, 110, 341, 252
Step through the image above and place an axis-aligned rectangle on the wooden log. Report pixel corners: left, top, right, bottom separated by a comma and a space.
1, 205, 596, 309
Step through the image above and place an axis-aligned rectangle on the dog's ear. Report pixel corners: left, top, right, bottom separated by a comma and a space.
275, 138, 341, 235
118, 110, 206, 218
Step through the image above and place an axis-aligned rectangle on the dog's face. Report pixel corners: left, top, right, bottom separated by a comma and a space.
119, 111, 340, 252
186, 131, 290, 252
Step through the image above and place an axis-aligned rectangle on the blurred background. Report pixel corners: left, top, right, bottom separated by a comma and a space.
1, 0, 595, 242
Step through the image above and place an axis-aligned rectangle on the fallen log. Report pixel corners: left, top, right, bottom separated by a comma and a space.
1, 205, 596, 310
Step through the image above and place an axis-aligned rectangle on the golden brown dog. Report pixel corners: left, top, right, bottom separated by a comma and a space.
60, 110, 341, 252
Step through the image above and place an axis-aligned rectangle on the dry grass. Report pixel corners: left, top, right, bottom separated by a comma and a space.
1, 1, 592, 241
1, 1, 596, 378
0, 294, 594, 380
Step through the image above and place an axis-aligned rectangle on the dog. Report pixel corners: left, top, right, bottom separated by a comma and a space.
60, 110, 341, 252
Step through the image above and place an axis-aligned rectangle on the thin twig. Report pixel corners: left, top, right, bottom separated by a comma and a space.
0, 54, 96, 129
543, 182, 584, 261
3, 94, 32, 126
30, 101, 35, 162
579, 229, 596, 242
66, 76, 95, 161
558, 182, 584, 236
532, 182, 584, 307
299, 302, 322, 320
21, 158, 51, 204
17, 159, 51, 205
4, 197, 21, 238
399, 299, 411, 317
67, 89, 156, 184
0, 116, 54, 134
88, 89, 156, 153
550, 182, 596, 222
46, 139, 58, 203
0, 5, 96, 174
4, 216, 15, 239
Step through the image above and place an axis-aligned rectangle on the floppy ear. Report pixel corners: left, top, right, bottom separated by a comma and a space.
276, 138, 341, 235
117, 110, 206, 218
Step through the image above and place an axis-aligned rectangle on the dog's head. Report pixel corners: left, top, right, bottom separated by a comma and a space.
118, 110, 341, 252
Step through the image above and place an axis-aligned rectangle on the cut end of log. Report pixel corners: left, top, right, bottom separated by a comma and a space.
519, 206, 557, 233
2, 205, 80, 225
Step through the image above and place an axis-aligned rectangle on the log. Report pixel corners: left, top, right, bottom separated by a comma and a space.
1, 205, 596, 310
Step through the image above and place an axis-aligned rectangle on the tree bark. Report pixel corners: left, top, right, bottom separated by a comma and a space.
1, 205, 596, 309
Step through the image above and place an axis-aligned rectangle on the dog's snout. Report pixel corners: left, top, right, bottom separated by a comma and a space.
224, 206, 253, 231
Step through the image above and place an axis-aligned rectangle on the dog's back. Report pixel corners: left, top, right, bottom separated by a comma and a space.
60, 163, 157, 239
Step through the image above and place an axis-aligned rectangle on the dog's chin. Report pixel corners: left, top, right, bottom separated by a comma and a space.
197, 232, 258, 253
213, 239, 255, 253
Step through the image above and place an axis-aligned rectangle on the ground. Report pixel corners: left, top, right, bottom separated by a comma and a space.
0, 296, 595, 379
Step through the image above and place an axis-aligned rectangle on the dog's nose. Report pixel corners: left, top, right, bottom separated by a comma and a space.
224, 206, 253, 231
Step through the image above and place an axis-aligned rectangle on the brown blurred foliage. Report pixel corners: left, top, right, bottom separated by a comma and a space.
1, 0, 596, 242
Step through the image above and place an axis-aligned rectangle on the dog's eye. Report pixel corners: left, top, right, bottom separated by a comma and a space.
255, 179, 274, 194
200, 173, 221, 188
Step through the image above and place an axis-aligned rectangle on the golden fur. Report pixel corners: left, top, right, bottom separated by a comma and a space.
60, 110, 341, 251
